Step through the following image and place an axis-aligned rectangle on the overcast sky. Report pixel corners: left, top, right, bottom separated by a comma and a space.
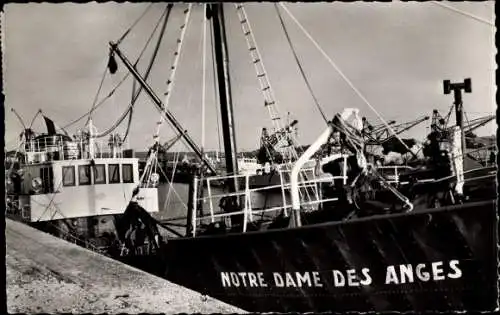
3, 2, 496, 152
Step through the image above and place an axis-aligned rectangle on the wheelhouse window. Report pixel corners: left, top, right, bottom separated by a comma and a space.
122, 164, 134, 183
62, 166, 75, 186
93, 164, 106, 184
109, 164, 120, 183
40, 167, 54, 193
78, 165, 91, 185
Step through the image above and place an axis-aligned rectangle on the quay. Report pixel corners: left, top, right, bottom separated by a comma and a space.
5, 218, 245, 314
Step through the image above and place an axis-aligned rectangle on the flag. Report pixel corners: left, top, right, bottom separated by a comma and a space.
43, 115, 56, 135
43, 115, 70, 137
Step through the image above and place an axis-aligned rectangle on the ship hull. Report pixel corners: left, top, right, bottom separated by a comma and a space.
119, 199, 497, 312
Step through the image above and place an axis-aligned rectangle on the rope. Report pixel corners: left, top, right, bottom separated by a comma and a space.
62, 5, 171, 131
28, 109, 43, 129
274, 4, 328, 123
10, 108, 26, 129
151, 4, 193, 149
201, 3, 208, 152
62, 72, 131, 129
209, 16, 223, 155
86, 66, 108, 126
279, 3, 413, 154
432, 1, 494, 27
95, 5, 172, 139
116, 3, 155, 45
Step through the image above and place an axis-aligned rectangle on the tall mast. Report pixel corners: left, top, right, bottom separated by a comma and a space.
208, 3, 239, 192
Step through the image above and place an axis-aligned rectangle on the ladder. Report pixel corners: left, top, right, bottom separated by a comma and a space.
234, 3, 298, 161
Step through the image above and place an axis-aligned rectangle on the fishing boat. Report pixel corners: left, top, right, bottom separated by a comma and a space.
103, 3, 497, 313
5, 117, 159, 251
5, 2, 496, 313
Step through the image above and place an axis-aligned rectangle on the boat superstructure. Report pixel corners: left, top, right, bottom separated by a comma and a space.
6, 120, 158, 249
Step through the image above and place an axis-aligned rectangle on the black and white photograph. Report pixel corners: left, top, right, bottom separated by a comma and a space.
3, 1, 497, 313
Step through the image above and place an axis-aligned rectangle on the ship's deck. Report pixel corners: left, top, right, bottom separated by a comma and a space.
5, 218, 245, 314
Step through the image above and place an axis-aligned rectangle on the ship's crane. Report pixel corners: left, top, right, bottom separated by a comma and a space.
258, 119, 298, 164
361, 118, 396, 143
458, 114, 495, 138
363, 115, 430, 145
431, 108, 495, 146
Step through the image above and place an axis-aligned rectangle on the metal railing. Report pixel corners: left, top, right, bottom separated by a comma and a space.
376, 165, 415, 183
191, 156, 348, 236
24, 136, 130, 163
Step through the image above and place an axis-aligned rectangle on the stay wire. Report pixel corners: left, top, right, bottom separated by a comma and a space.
274, 4, 328, 124
97, 4, 172, 139
116, 3, 155, 45
209, 15, 223, 154
62, 6, 169, 131
432, 1, 494, 27
280, 3, 413, 155
86, 66, 108, 126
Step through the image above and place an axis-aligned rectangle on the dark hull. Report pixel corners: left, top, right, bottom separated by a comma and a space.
120, 199, 498, 312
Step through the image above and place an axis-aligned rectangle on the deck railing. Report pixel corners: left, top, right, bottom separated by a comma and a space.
191, 156, 348, 236
376, 165, 415, 183
24, 136, 130, 163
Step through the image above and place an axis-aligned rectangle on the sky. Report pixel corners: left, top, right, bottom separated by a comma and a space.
3, 2, 496, 153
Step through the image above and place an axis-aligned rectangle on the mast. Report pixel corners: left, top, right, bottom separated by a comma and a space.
443, 78, 472, 161
208, 3, 240, 192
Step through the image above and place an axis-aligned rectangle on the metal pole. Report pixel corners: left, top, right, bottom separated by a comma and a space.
208, 3, 240, 193
109, 42, 217, 175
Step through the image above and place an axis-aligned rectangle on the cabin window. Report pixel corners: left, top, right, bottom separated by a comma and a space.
93, 164, 106, 184
122, 164, 134, 183
62, 166, 75, 186
40, 167, 54, 193
78, 165, 91, 185
109, 164, 120, 183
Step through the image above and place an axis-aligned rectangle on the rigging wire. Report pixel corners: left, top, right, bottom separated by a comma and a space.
279, 3, 414, 155
86, 66, 108, 126
10, 108, 26, 129
116, 3, 155, 45
431, 1, 494, 27
28, 109, 43, 129
62, 5, 170, 131
96, 4, 172, 139
151, 4, 193, 150
61, 71, 131, 129
201, 3, 208, 152
274, 4, 328, 123
209, 10, 223, 155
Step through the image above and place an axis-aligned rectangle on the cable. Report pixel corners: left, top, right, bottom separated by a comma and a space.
274, 4, 328, 123
209, 16, 223, 155
116, 3, 155, 45
61, 72, 131, 129
96, 5, 172, 139
86, 66, 108, 126
201, 3, 208, 152
279, 3, 413, 155
28, 109, 43, 129
62, 5, 171, 132
432, 1, 494, 27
